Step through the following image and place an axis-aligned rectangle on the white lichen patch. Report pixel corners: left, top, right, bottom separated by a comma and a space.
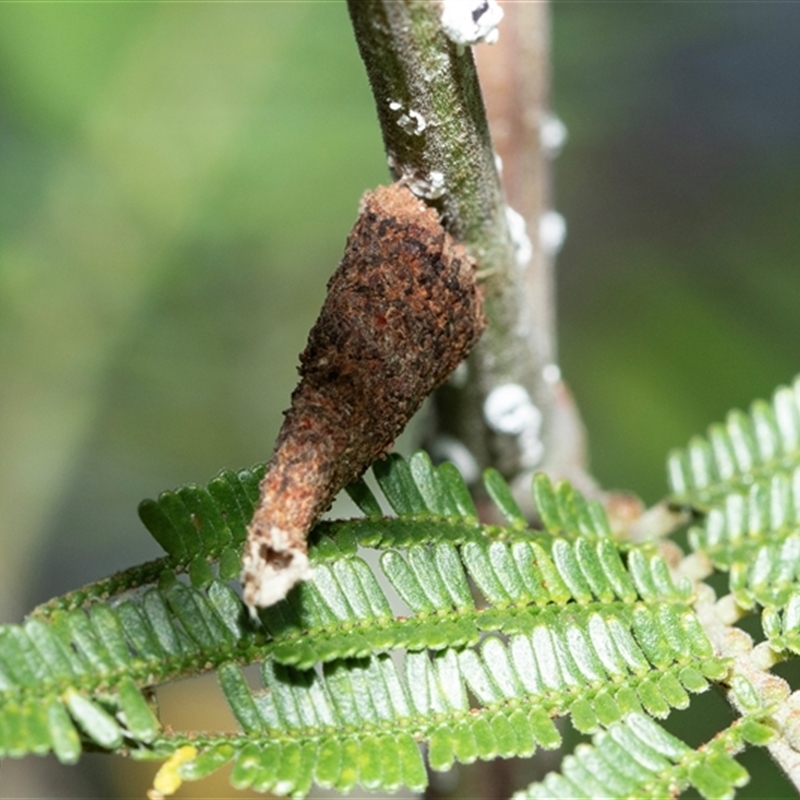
505, 206, 533, 269
519, 426, 545, 468
484, 383, 544, 468
540, 112, 568, 158
403, 169, 446, 199
441, 0, 503, 46
388, 100, 427, 136
539, 211, 567, 256
429, 435, 480, 484
542, 363, 562, 385
397, 109, 426, 136
484, 383, 542, 435
387, 154, 446, 199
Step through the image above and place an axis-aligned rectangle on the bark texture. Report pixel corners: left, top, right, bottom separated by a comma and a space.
243, 184, 485, 607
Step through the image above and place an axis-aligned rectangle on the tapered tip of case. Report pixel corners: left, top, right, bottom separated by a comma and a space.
242, 525, 314, 608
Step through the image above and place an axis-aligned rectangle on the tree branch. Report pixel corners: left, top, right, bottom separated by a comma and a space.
474, 1, 592, 495
348, 0, 588, 503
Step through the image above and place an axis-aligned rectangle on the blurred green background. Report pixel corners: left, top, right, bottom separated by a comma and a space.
1, 1, 799, 797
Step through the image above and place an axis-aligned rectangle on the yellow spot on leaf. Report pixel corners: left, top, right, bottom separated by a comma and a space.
147, 745, 197, 799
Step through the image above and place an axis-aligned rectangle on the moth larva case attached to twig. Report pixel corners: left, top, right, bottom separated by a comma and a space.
242, 183, 486, 607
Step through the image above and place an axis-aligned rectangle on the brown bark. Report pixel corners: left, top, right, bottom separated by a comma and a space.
243, 184, 485, 607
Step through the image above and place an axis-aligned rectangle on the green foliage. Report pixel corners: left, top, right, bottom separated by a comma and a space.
668, 378, 800, 512
670, 377, 800, 672
10, 373, 800, 798
512, 712, 758, 800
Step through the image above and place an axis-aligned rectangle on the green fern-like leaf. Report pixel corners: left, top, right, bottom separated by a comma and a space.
512, 712, 759, 800
671, 377, 800, 623
762, 589, 800, 654
662, 376, 800, 799
668, 377, 800, 511
12, 367, 800, 798
1, 452, 735, 797
686, 473, 800, 609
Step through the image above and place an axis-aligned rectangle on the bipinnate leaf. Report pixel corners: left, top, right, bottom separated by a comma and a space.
0, 450, 742, 798
513, 713, 752, 800
668, 376, 800, 511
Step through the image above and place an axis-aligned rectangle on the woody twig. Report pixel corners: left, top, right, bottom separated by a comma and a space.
348, 0, 566, 483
